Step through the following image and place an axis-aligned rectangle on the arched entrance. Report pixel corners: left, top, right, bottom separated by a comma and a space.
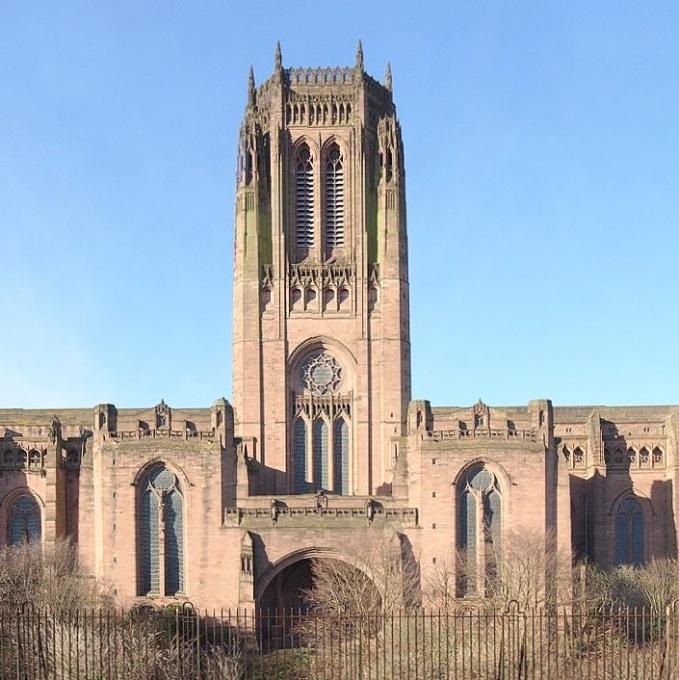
259, 557, 315, 612
256, 548, 376, 613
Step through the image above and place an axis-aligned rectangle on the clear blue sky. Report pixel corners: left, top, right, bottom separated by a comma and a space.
2, 2, 678, 409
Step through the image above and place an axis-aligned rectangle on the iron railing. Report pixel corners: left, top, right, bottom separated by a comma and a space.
2, 604, 679, 679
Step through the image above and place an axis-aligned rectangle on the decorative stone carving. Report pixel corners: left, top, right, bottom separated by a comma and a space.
301, 352, 342, 396
261, 264, 274, 289
378, 114, 402, 183
155, 400, 171, 430
287, 67, 355, 86
293, 394, 351, 422
287, 263, 353, 314
49, 416, 61, 445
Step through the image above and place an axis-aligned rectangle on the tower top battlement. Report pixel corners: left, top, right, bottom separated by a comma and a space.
244, 42, 394, 114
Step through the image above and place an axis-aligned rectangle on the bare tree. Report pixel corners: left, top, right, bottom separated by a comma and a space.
483, 528, 549, 608
422, 556, 458, 613
0, 539, 111, 611
303, 530, 420, 615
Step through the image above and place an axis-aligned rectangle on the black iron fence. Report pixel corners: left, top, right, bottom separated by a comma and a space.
2, 604, 679, 679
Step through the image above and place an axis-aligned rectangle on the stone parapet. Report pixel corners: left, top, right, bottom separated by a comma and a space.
224, 503, 418, 529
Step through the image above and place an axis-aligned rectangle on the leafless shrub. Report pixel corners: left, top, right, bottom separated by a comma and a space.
302, 531, 419, 616
0, 540, 111, 611
574, 558, 679, 618
1, 609, 244, 680
485, 528, 554, 608
422, 555, 458, 613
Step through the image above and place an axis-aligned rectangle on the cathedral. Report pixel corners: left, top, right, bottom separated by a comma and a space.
1, 44, 677, 611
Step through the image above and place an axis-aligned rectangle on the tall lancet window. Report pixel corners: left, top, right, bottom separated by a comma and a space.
295, 143, 314, 248
457, 465, 502, 596
8, 494, 41, 545
615, 496, 644, 566
333, 418, 349, 494
324, 143, 345, 249
293, 419, 309, 493
138, 466, 185, 596
313, 420, 329, 491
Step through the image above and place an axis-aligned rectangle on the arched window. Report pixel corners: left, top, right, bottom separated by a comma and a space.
324, 143, 344, 249
295, 143, 314, 248
313, 420, 329, 491
333, 418, 349, 494
615, 496, 644, 566
293, 419, 309, 493
457, 465, 502, 596
639, 447, 650, 466
138, 466, 184, 596
8, 494, 41, 545
292, 348, 352, 495
653, 447, 663, 465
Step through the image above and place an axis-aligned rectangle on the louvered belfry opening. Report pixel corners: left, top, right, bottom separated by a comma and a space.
324, 143, 345, 252
295, 143, 314, 250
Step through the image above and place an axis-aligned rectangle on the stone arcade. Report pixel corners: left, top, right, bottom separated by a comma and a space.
1, 44, 677, 610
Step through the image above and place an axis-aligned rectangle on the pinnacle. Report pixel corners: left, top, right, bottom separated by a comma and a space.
247, 66, 255, 105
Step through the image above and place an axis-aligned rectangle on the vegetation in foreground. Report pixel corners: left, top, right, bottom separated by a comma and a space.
3, 538, 679, 678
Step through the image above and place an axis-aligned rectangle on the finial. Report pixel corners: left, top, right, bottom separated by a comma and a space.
385, 61, 392, 92
356, 39, 364, 70
247, 66, 255, 106
274, 41, 282, 70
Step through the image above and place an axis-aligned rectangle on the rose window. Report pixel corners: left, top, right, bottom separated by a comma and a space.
302, 352, 342, 396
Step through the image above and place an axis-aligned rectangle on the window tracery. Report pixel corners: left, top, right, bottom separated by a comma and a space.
302, 352, 342, 396
573, 447, 584, 466
8, 494, 41, 546
457, 464, 502, 597
287, 263, 354, 315
138, 465, 184, 597
639, 447, 650, 466
615, 496, 644, 566
291, 349, 351, 495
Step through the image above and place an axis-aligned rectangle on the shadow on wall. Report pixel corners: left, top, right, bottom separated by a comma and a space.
397, 532, 421, 606
246, 459, 289, 496
0, 467, 36, 548
651, 478, 676, 561
569, 435, 676, 568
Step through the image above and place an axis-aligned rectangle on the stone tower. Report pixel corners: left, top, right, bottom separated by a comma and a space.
232, 42, 411, 496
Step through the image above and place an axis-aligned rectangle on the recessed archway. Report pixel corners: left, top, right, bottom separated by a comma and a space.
259, 557, 315, 612
256, 547, 376, 613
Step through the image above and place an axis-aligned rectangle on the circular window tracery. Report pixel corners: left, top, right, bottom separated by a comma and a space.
301, 352, 342, 396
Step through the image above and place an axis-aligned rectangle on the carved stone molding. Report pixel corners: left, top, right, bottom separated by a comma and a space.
293, 394, 352, 421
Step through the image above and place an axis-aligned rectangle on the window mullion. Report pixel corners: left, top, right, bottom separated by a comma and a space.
475, 491, 485, 598
158, 493, 166, 596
